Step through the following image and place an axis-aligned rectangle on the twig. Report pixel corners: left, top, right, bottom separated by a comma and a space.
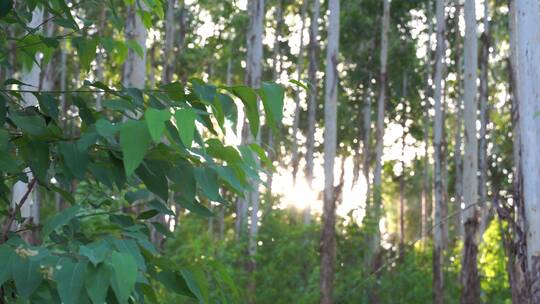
0, 178, 37, 244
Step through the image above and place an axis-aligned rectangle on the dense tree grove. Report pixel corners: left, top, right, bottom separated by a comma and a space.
0, 0, 539, 303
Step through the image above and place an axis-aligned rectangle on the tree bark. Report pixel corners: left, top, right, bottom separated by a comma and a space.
304, 0, 321, 225
123, 2, 148, 90
478, 0, 490, 220
453, 0, 464, 239
95, 7, 107, 110
432, 0, 446, 301
320, 0, 339, 303
421, 0, 433, 242
241, 0, 264, 296
515, 0, 540, 302
162, 0, 176, 83
370, 0, 390, 272
362, 75, 372, 209
506, 1, 531, 301
460, 0, 480, 302
12, 8, 44, 245
291, 0, 308, 182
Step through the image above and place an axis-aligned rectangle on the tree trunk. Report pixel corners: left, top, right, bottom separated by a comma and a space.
123, 2, 148, 90
506, 1, 531, 301
304, 0, 321, 226
515, 0, 540, 302
399, 73, 407, 256
362, 75, 372, 209
478, 0, 490, 218
95, 7, 107, 110
432, 0, 446, 301
242, 0, 264, 296
421, 0, 433, 243
453, 0, 464, 239
460, 0, 480, 302
162, 0, 176, 83
320, 1, 339, 303
370, 0, 390, 270
291, 0, 308, 182
12, 8, 44, 245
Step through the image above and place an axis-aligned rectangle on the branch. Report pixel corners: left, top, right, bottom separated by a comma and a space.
1, 178, 37, 244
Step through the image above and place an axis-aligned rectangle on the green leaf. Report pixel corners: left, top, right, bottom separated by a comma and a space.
126, 39, 144, 58
258, 82, 285, 128
160, 82, 185, 101
0, 245, 13, 286
12, 254, 43, 298
42, 205, 80, 238
73, 37, 98, 72
0, 0, 13, 19
85, 264, 111, 304
54, 258, 88, 304
58, 141, 89, 179
145, 108, 171, 142
180, 268, 208, 303
194, 167, 220, 202
35, 93, 59, 121
95, 119, 120, 137
10, 111, 46, 136
109, 252, 138, 303
289, 79, 309, 91
177, 199, 213, 218
231, 86, 259, 136
148, 199, 175, 216
20, 140, 49, 182
79, 240, 110, 266
136, 164, 168, 201
136, 209, 159, 219
120, 120, 152, 177
155, 270, 195, 298
174, 108, 196, 148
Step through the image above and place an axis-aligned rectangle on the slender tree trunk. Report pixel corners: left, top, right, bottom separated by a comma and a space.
162, 0, 176, 83
453, 0, 464, 239
399, 73, 407, 256
320, 1, 339, 303
304, 0, 321, 225
95, 7, 106, 110
460, 0, 480, 302
478, 0, 490, 233
515, 0, 540, 302
362, 76, 372, 209
370, 0, 390, 273
242, 0, 264, 297
422, 0, 433, 242
291, 0, 308, 182
123, 2, 148, 90
432, 0, 446, 302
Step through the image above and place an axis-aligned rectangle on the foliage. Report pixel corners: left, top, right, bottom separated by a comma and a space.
0, 1, 284, 302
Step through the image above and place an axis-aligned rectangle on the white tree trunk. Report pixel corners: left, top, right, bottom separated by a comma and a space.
461, 0, 480, 302
13, 8, 43, 236
304, 0, 321, 225
362, 75, 372, 209
432, 0, 446, 302
515, 0, 540, 302
291, 0, 308, 181
242, 0, 264, 279
95, 7, 107, 110
320, 1, 339, 303
123, 3, 148, 90
421, 0, 433, 242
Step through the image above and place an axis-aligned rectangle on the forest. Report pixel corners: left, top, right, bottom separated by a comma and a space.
0, 0, 539, 303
